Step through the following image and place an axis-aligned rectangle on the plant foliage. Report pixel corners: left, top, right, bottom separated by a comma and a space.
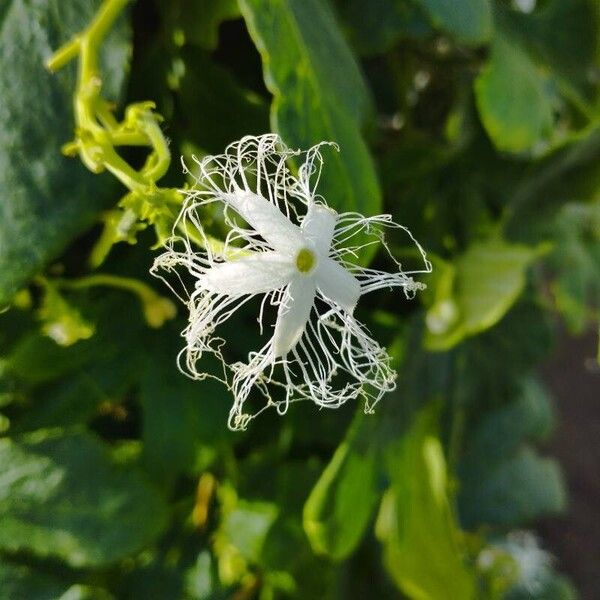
0, 0, 598, 598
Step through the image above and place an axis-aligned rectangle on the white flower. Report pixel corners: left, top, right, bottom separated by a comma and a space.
501, 531, 553, 593
479, 531, 553, 593
151, 134, 430, 430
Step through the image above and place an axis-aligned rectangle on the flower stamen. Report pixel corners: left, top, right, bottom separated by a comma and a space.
295, 248, 317, 274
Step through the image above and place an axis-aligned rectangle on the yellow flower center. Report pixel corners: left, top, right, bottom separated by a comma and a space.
295, 248, 316, 274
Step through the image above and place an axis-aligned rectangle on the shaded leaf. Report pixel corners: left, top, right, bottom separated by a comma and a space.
140, 347, 233, 483
5, 293, 148, 431
462, 377, 555, 467
0, 430, 168, 567
459, 446, 567, 528
497, 0, 600, 105
0, 562, 66, 600
506, 125, 600, 235
548, 202, 600, 333
158, 0, 240, 50
173, 47, 269, 154
339, 0, 431, 55
414, 0, 492, 44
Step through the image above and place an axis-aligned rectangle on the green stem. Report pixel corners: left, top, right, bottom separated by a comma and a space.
87, 0, 130, 48
46, 38, 81, 72
56, 273, 158, 302
139, 116, 171, 181
76, 0, 130, 135
46, 0, 223, 261
52, 273, 177, 328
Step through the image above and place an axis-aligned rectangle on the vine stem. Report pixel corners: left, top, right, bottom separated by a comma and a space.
46, 0, 172, 194
55, 273, 160, 302
46, 0, 231, 264
52, 273, 177, 328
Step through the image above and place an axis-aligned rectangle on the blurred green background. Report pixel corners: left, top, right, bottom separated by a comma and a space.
0, 0, 598, 598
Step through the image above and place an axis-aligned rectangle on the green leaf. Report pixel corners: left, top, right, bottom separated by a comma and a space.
475, 31, 555, 154
0, 567, 113, 600
376, 406, 476, 600
496, 0, 600, 106
0, 0, 130, 305
459, 446, 567, 528
120, 560, 184, 600
213, 485, 278, 584
462, 377, 555, 466
457, 376, 565, 529
4, 293, 148, 431
548, 202, 600, 333
414, 0, 492, 44
339, 0, 431, 56
506, 124, 600, 234
239, 0, 382, 220
425, 238, 540, 351
222, 499, 279, 563
185, 551, 214, 600
0, 430, 168, 567
58, 585, 114, 600
12, 376, 112, 432
140, 348, 233, 483
303, 412, 380, 561
37, 284, 95, 347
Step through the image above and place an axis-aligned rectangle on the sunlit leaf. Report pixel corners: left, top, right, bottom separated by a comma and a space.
376, 406, 476, 600
303, 412, 380, 561
475, 31, 555, 154
214, 485, 278, 585
425, 238, 540, 350
0, 0, 130, 304
239, 0, 382, 220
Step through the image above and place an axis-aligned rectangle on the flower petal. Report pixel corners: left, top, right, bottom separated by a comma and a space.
200, 252, 295, 296
226, 190, 304, 256
316, 258, 361, 312
301, 203, 337, 255
273, 277, 316, 357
